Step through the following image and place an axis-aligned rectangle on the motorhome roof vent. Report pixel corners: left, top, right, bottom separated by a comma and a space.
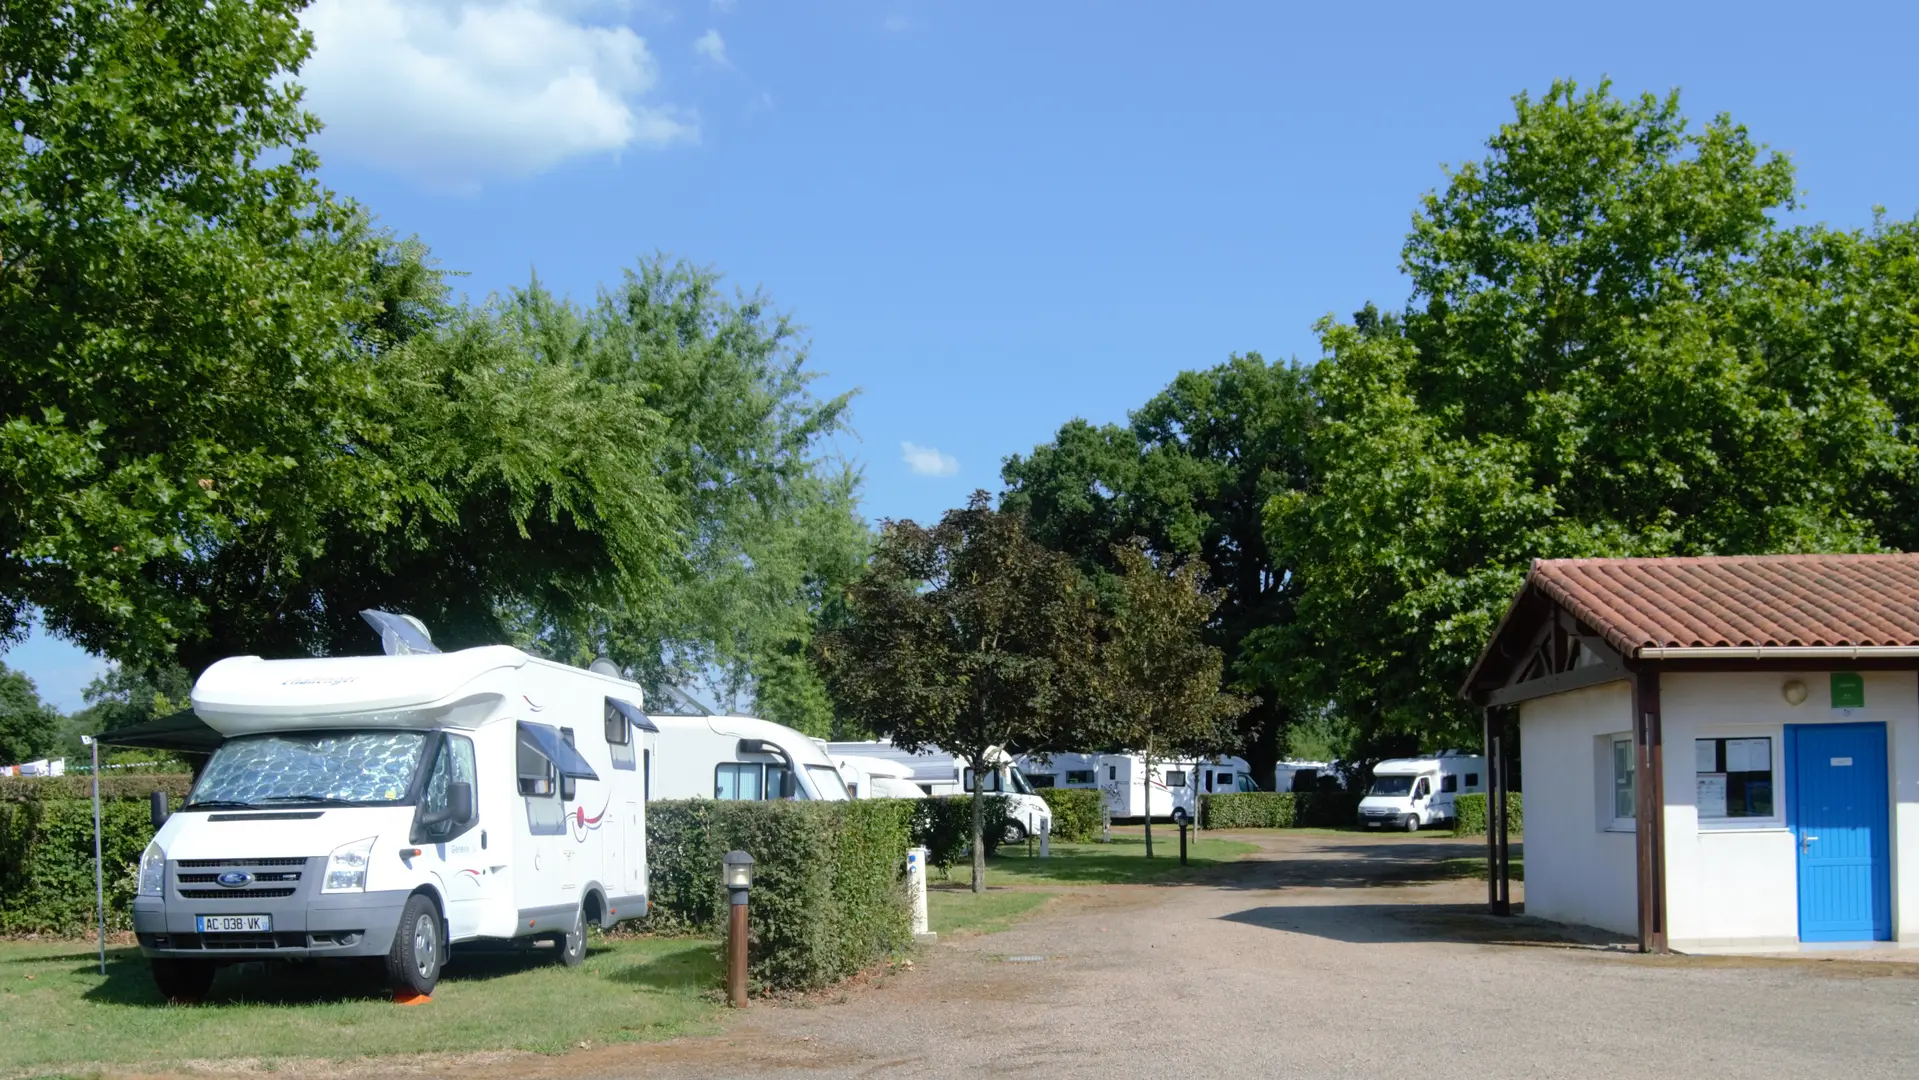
359, 610, 440, 656
588, 658, 621, 677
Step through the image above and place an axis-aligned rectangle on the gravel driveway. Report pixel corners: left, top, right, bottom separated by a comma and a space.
570, 829, 1919, 1080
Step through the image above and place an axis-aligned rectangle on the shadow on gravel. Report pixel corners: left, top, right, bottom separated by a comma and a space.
1191, 840, 1525, 891
1218, 902, 1626, 949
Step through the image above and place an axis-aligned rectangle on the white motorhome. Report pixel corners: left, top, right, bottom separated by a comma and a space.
1026, 754, 1258, 824
133, 616, 655, 1002
830, 753, 926, 800
826, 740, 1053, 842
648, 713, 849, 801
1275, 760, 1338, 793
1356, 752, 1487, 831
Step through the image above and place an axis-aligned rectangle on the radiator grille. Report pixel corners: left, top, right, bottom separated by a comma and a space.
177, 857, 308, 868
178, 888, 297, 900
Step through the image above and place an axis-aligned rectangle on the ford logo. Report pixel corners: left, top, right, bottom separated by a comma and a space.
216, 871, 253, 888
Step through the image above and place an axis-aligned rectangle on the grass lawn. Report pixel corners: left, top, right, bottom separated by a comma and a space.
1436, 855, 1527, 882
0, 935, 721, 1075
974, 833, 1258, 887
925, 889, 1055, 937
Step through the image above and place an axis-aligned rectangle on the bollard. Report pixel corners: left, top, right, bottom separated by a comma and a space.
1039, 822, 1051, 859
906, 846, 933, 940
1101, 807, 1112, 844
722, 850, 755, 1007
1179, 820, 1189, 866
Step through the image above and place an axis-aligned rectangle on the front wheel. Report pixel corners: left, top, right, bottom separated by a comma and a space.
1003, 821, 1029, 846
555, 905, 586, 967
385, 893, 443, 996
150, 958, 216, 1004
1403, 815, 1420, 833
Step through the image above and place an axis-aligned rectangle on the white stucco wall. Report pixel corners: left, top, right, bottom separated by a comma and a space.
1660, 670, 1919, 949
1518, 680, 1637, 935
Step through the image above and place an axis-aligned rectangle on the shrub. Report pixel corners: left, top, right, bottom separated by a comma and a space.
1199, 791, 1364, 830
1452, 792, 1523, 836
0, 797, 161, 934
644, 799, 914, 993
1036, 788, 1102, 842
909, 795, 1012, 873
0, 774, 193, 803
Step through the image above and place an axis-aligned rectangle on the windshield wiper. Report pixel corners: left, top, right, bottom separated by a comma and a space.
252, 794, 366, 807
183, 799, 257, 810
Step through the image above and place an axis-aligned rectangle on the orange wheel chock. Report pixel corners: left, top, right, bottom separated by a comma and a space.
393, 991, 432, 1006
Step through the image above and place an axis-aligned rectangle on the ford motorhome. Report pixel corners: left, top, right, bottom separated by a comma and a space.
134, 615, 655, 1001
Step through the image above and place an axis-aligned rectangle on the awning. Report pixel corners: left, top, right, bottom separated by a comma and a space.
92, 708, 225, 754
606, 697, 658, 733
517, 721, 600, 781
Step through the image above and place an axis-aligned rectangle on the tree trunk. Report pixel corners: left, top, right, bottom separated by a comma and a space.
970, 775, 987, 894
1142, 754, 1154, 858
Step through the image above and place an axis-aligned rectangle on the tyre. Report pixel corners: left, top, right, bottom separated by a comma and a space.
150, 958, 216, 1004
554, 905, 586, 967
1003, 820, 1029, 846
385, 893, 443, 996
1404, 815, 1420, 833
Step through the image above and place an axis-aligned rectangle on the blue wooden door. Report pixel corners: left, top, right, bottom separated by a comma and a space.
1787, 723, 1891, 942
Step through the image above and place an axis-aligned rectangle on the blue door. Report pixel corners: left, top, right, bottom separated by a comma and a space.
1787, 723, 1891, 942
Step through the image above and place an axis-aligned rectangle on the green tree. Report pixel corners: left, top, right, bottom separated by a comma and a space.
1270, 80, 1919, 745
0, 664, 60, 765
815, 493, 1096, 891
1002, 354, 1312, 780
2, 0, 379, 663
1089, 544, 1249, 857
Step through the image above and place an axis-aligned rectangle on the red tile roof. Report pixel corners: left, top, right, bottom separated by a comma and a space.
1528, 554, 1919, 656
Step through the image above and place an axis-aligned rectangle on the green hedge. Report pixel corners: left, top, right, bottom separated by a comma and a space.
644, 799, 913, 993
1036, 788, 1102, 842
0, 774, 194, 803
1452, 792, 1524, 836
1199, 791, 1364, 830
911, 795, 1012, 872
0, 797, 157, 934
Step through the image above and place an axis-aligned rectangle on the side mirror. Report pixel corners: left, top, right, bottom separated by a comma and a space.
448, 781, 474, 824
149, 790, 170, 829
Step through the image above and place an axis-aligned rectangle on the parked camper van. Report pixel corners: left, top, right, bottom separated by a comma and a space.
134, 614, 655, 1002
1030, 754, 1257, 824
648, 713, 849, 801
1357, 752, 1486, 831
827, 740, 1052, 842
831, 753, 926, 800
1275, 760, 1338, 793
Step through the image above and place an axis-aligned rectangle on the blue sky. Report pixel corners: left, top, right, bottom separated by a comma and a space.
10, 0, 1919, 711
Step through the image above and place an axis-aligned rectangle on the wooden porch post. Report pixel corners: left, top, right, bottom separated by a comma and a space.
1484, 707, 1511, 916
1631, 668, 1667, 953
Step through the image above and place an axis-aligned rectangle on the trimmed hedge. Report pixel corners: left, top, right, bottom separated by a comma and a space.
0, 774, 194, 803
645, 798, 914, 993
1, 797, 157, 934
1199, 791, 1364, 830
1452, 792, 1524, 836
1037, 788, 1103, 842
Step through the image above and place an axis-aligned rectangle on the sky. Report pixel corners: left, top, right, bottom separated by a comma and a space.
10, 0, 1919, 711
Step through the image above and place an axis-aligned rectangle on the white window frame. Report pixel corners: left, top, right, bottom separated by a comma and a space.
1604, 734, 1635, 834
1694, 727, 1785, 832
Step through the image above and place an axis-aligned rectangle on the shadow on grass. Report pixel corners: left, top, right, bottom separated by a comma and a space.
602, 942, 719, 992
73, 940, 631, 1007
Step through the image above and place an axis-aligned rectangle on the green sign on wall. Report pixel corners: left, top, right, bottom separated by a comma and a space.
1831, 672, 1865, 710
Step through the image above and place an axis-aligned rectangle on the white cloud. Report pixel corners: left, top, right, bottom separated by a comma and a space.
299, 0, 697, 184
693, 28, 728, 66
901, 442, 960, 478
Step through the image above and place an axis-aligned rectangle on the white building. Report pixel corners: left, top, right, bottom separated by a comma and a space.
1462, 554, 1919, 953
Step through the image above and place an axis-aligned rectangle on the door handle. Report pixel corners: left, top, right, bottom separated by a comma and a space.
1801, 834, 1819, 852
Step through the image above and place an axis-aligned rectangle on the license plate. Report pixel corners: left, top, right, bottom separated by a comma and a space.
197, 914, 271, 933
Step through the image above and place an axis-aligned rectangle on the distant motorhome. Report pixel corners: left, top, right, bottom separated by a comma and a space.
826, 740, 1052, 842
830, 752, 926, 800
1017, 753, 1259, 824
1357, 752, 1486, 831
649, 713, 849, 802
1274, 760, 1341, 793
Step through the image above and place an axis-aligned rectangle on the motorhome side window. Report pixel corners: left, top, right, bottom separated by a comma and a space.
1165, 770, 1187, 788
1440, 775, 1457, 793
715, 762, 765, 800
605, 700, 636, 771
1066, 769, 1096, 785
559, 727, 578, 802
418, 734, 477, 842
517, 733, 565, 836
1413, 778, 1430, 799
1465, 772, 1480, 788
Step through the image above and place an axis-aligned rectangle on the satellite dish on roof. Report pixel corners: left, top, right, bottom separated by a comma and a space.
359, 610, 441, 656
589, 657, 621, 677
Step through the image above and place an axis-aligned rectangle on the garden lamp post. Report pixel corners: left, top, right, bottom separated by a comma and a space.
722, 850, 755, 1007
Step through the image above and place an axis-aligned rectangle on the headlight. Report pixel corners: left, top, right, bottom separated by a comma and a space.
322, 837, 378, 893
138, 841, 166, 896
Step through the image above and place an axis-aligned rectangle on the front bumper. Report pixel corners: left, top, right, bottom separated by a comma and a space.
133, 856, 409, 961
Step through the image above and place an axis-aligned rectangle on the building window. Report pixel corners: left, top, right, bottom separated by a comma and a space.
1065, 769, 1096, 785
1612, 736, 1635, 827
1696, 737, 1773, 819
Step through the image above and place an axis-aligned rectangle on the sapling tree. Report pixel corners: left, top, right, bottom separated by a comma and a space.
1092, 542, 1250, 857
815, 493, 1096, 892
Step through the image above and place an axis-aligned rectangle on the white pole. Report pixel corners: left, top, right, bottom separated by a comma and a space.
86, 736, 104, 976
1039, 821, 1051, 859
906, 846, 932, 940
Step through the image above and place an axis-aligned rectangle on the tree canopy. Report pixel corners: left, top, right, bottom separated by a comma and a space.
0, 664, 59, 765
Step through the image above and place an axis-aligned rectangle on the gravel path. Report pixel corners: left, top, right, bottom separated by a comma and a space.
569, 830, 1919, 1080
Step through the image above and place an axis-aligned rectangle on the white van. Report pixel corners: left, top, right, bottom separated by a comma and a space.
827, 740, 1052, 843
133, 617, 654, 1002
648, 713, 849, 801
831, 753, 926, 800
1032, 754, 1256, 824
1275, 760, 1337, 793
1356, 752, 1486, 831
